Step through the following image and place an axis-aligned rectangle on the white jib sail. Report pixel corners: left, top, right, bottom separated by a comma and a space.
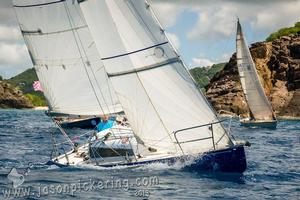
236, 20, 274, 121
13, 0, 123, 116
79, 0, 232, 154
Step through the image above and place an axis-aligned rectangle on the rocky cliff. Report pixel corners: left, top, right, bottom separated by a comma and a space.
0, 81, 33, 109
206, 33, 300, 118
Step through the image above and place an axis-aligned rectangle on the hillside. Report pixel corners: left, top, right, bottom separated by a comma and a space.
206, 32, 300, 118
0, 81, 33, 109
7, 68, 38, 93
7, 68, 46, 106
190, 63, 226, 89
266, 22, 300, 42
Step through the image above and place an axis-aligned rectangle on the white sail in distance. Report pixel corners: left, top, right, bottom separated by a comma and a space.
79, 0, 233, 154
13, 0, 123, 116
236, 20, 275, 120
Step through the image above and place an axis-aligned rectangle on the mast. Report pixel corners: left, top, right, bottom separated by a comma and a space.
79, 0, 233, 154
236, 19, 275, 121
13, 0, 123, 116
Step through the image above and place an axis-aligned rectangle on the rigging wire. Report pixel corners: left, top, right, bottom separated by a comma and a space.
63, 0, 107, 115
72, 3, 118, 115
65, 1, 118, 116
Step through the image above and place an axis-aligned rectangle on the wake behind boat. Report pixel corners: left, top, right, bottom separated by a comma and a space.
14, 0, 249, 173
236, 19, 277, 129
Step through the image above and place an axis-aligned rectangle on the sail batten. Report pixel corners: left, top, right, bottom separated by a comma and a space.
13, 0, 122, 116
21, 25, 88, 36
236, 20, 275, 120
107, 57, 180, 77
101, 41, 169, 61
79, 0, 232, 154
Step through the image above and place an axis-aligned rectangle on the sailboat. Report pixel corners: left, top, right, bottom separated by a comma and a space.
236, 20, 277, 129
14, 0, 248, 173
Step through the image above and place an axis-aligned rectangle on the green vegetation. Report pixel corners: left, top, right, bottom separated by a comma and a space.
6, 68, 47, 106
0, 75, 2, 81
7, 68, 38, 93
266, 22, 300, 42
190, 63, 226, 90
24, 93, 47, 106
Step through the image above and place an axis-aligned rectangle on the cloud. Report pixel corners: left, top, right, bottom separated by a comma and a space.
0, 0, 31, 78
0, 0, 17, 26
151, 0, 300, 42
0, 42, 31, 78
0, 43, 29, 65
219, 53, 231, 62
251, 1, 300, 31
0, 25, 22, 41
187, 6, 237, 41
166, 32, 180, 50
150, 1, 186, 28
191, 57, 215, 67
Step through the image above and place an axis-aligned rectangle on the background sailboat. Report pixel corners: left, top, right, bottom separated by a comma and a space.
236, 20, 277, 129
13, 0, 123, 129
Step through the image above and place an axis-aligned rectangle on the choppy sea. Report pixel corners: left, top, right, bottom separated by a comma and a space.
0, 109, 299, 199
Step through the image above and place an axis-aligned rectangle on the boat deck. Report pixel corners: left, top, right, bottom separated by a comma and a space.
53, 143, 177, 167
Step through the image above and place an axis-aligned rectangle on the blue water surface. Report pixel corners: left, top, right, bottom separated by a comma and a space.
0, 109, 299, 199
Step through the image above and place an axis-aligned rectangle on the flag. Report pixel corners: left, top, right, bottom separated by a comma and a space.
33, 81, 43, 92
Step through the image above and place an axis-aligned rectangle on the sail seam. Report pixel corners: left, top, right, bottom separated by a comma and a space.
101, 41, 168, 60
107, 57, 180, 77
13, 0, 65, 8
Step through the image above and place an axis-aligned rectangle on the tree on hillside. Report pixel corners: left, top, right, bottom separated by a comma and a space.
266, 22, 300, 42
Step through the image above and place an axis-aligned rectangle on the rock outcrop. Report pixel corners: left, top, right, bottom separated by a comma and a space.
206, 33, 300, 118
0, 81, 33, 109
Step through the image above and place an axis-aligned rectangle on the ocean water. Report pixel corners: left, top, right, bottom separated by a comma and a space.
0, 109, 299, 200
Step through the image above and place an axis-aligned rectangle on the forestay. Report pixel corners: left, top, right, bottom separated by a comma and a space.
13, 0, 122, 116
79, 0, 232, 154
236, 20, 274, 120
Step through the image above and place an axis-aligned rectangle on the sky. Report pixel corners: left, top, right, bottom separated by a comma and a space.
0, 0, 299, 79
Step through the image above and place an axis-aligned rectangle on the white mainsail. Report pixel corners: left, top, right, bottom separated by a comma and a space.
13, 0, 123, 116
236, 20, 275, 120
79, 0, 232, 154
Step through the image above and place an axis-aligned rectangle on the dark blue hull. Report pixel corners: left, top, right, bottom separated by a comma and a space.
48, 145, 247, 173
186, 145, 247, 173
60, 117, 100, 129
